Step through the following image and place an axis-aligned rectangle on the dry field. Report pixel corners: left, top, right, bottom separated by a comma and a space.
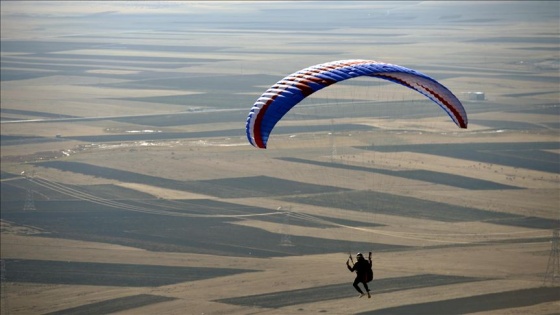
1, 2, 559, 314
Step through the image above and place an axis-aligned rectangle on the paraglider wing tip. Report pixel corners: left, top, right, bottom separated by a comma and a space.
251, 141, 267, 149
247, 135, 266, 149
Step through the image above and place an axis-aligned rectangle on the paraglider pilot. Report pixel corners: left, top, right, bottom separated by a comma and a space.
347, 252, 373, 298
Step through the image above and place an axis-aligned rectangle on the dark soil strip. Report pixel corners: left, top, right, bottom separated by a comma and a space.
44, 294, 176, 315
216, 274, 485, 308
358, 286, 560, 315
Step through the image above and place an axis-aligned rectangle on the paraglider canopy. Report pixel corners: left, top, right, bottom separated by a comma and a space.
246, 59, 468, 149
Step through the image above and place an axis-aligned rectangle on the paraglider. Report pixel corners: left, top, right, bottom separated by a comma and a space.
347, 252, 374, 298
246, 59, 468, 149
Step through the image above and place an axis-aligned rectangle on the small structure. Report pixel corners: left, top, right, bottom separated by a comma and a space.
543, 227, 560, 286
23, 186, 36, 211
278, 206, 294, 247
462, 91, 485, 101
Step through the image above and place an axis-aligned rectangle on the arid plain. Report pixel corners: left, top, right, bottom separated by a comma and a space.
1, 2, 559, 314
